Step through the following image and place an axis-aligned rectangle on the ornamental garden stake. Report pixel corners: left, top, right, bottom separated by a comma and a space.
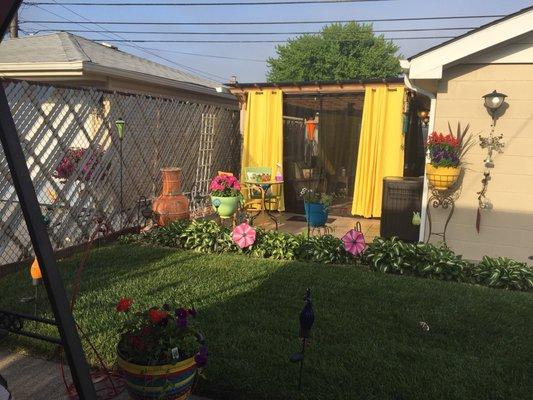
289, 288, 315, 390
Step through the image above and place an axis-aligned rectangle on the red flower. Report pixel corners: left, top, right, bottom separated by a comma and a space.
116, 297, 133, 312
148, 308, 168, 324
140, 326, 152, 336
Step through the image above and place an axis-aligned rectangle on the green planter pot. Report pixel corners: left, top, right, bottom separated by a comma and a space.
211, 195, 239, 218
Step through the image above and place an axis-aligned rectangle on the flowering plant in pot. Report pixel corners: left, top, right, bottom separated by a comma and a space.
426, 123, 474, 191
300, 188, 332, 227
115, 298, 207, 400
209, 175, 241, 218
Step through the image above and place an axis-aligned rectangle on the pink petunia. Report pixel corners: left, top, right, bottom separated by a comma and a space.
342, 229, 366, 256
232, 223, 256, 248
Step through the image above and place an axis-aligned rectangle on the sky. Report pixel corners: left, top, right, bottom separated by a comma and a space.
17, 0, 533, 84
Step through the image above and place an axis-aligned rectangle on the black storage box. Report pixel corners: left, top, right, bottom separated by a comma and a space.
380, 177, 424, 242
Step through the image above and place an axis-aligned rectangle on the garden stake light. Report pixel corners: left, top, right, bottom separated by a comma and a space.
115, 118, 125, 227
289, 288, 314, 391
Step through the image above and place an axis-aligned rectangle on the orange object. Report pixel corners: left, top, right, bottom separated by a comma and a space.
305, 120, 316, 141
30, 257, 42, 281
152, 168, 190, 226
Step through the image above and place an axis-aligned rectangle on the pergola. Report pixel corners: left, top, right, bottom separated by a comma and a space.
0, 2, 97, 398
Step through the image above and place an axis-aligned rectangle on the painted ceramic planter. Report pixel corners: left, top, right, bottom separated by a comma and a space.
117, 352, 197, 400
211, 195, 239, 218
426, 164, 460, 191
304, 201, 328, 227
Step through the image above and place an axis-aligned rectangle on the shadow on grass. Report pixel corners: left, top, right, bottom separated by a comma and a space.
1, 244, 532, 400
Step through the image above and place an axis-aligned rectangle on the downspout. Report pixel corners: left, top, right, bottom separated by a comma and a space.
401, 61, 437, 242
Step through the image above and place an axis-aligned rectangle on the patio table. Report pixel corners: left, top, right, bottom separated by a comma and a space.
244, 180, 283, 230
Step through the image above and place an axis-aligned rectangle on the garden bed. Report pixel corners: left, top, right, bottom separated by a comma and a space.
0, 244, 532, 400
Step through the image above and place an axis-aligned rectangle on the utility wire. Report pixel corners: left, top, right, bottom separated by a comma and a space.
30, 27, 475, 35
32, 3, 226, 82
28, 0, 391, 6
65, 36, 458, 43
20, 14, 506, 26
120, 44, 267, 62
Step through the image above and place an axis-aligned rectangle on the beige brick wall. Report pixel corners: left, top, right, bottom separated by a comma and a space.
431, 63, 533, 262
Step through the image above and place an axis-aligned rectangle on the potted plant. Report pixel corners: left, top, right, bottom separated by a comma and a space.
425, 123, 474, 191
209, 175, 241, 218
300, 188, 332, 227
115, 298, 208, 400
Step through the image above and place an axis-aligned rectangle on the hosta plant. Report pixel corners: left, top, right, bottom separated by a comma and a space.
470, 256, 533, 291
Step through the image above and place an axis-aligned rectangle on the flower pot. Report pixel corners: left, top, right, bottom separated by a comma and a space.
152, 168, 190, 226
304, 201, 328, 227
426, 164, 461, 191
117, 351, 197, 400
211, 195, 239, 218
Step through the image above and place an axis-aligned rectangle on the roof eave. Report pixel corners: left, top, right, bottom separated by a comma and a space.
0, 61, 84, 77
403, 7, 533, 80
83, 61, 236, 101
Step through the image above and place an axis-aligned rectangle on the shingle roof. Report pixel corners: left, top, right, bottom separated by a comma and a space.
0, 32, 220, 89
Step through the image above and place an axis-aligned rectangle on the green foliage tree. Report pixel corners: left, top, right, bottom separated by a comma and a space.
266, 23, 401, 82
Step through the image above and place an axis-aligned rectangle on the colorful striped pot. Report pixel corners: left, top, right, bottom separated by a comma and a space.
117, 352, 197, 400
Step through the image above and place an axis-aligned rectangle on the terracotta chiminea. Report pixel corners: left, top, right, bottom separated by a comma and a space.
152, 167, 190, 226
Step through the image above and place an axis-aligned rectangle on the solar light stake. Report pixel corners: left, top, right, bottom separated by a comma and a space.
115, 118, 125, 227
289, 288, 315, 391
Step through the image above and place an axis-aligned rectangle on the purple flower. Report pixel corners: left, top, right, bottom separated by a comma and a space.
176, 317, 188, 329
175, 307, 188, 320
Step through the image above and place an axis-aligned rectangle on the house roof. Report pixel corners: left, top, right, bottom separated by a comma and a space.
227, 77, 404, 95
402, 5, 533, 79
0, 32, 229, 97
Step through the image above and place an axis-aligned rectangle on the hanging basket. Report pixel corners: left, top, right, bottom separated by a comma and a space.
426, 164, 460, 191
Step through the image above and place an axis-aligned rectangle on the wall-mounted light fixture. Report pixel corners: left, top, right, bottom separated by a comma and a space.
417, 109, 430, 126
482, 90, 507, 117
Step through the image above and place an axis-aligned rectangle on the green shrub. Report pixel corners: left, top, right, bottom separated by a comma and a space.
119, 220, 189, 248
180, 219, 236, 253
470, 256, 533, 291
297, 234, 353, 264
363, 237, 470, 281
250, 229, 303, 260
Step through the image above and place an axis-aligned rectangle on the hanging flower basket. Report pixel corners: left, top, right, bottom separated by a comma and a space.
426, 164, 461, 191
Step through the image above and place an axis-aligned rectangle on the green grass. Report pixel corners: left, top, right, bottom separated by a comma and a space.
1, 243, 532, 400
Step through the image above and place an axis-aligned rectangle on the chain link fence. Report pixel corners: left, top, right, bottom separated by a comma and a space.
0, 79, 240, 267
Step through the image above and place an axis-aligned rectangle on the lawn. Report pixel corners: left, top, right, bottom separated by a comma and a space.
1, 243, 532, 400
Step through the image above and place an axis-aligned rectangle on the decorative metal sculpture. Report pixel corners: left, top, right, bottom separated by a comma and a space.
476, 90, 507, 233
289, 288, 315, 390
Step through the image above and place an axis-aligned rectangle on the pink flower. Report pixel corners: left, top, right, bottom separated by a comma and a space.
232, 223, 256, 248
342, 229, 366, 256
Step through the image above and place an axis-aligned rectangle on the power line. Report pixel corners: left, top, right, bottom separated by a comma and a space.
77, 36, 458, 43
28, 0, 390, 6
20, 14, 506, 26
31, 2, 226, 82
119, 44, 267, 62
31, 27, 475, 35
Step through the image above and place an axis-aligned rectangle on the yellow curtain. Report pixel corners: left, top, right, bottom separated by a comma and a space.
241, 90, 285, 211
352, 86, 405, 218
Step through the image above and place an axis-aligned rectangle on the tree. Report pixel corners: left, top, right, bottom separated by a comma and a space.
266, 23, 401, 82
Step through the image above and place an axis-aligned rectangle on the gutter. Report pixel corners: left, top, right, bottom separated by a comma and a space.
401, 60, 436, 243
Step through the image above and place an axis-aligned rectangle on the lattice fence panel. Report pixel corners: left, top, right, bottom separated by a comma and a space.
0, 80, 240, 266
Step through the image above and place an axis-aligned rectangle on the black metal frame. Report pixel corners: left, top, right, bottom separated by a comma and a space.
0, 2, 96, 398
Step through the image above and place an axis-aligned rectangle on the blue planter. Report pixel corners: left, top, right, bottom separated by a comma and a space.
304, 201, 328, 227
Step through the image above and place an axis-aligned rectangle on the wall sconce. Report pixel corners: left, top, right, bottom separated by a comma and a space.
482, 90, 507, 117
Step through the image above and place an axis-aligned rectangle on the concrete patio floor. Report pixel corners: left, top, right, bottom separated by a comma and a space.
0, 350, 208, 400
252, 212, 380, 242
